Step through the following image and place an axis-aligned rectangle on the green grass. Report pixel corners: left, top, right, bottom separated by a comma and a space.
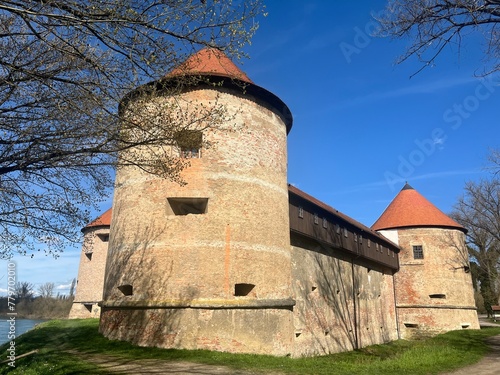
1, 319, 499, 374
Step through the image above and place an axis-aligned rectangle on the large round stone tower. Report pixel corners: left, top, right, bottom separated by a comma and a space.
372, 183, 479, 339
99, 48, 295, 355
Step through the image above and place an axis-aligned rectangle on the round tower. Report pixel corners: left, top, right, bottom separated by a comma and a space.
69, 208, 112, 319
99, 48, 295, 355
372, 183, 479, 339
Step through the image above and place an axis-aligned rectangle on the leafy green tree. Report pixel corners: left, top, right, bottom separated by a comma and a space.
0, 0, 263, 259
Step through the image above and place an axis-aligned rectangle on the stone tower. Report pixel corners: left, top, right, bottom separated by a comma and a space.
99, 48, 295, 355
372, 183, 479, 338
69, 209, 112, 318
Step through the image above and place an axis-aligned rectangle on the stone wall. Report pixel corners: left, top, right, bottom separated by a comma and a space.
291, 234, 398, 356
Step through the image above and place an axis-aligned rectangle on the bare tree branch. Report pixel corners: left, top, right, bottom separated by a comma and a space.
0, 0, 264, 258
376, 0, 500, 76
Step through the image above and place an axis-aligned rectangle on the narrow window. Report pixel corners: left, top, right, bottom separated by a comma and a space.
354, 234, 357, 242
429, 294, 446, 299
335, 224, 341, 234
175, 129, 202, 158
367, 239, 371, 248
313, 213, 319, 225
322, 218, 328, 228
168, 198, 208, 215
85, 253, 93, 261
343, 228, 348, 238
83, 303, 93, 312
298, 207, 304, 218
117, 284, 133, 296
404, 323, 418, 328
413, 245, 424, 259
234, 283, 255, 296
359, 235, 362, 245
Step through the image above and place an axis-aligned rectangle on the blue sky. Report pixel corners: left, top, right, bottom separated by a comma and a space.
1, 0, 498, 296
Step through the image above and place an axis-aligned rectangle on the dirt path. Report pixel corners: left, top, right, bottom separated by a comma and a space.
73, 351, 278, 375
442, 334, 500, 375
442, 317, 500, 375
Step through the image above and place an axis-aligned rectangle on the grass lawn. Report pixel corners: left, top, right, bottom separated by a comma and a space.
1, 319, 499, 374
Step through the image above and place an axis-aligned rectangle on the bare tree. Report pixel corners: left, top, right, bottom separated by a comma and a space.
0, 0, 263, 259
376, 0, 500, 76
38, 282, 55, 298
488, 148, 500, 176
451, 177, 500, 316
15, 281, 35, 300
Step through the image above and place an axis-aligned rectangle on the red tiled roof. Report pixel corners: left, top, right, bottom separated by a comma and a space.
288, 184, 399, 248
84, 208, 112, 230
165, 47, 253, 84
371, 183, 465, 232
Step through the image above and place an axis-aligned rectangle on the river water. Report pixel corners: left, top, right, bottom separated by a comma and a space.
0, 318, 46, 345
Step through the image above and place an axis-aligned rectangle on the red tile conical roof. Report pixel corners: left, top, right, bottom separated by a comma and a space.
83, 208, 112, 231
372, 183, 465, 232
165, 47, 253, 84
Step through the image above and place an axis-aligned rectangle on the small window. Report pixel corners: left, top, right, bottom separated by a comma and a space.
234, 283, 255, 297
175, 129, 202, 158
413, 245, 424, 260
97, 233, 109, 242
359, 235, 362, 245
367, 239, 371, 248
167, 197, 208, 215
322, 218, 328, 228
354, 234, 357, 242
313, 214, 319, 225
404, 323, 418, 328
343, 228, 348, 238
335, 224, 341, 234
85, 253, 93, 261
298, 207, 304, 218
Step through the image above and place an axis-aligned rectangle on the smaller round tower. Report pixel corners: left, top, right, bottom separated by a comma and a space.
372, 183, 479, 339
69, 209, 112, 319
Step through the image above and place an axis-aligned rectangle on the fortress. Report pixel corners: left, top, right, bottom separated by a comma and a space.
69, 48, 479, 356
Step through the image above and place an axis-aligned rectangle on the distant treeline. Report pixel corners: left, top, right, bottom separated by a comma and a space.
0, 295, 73, 319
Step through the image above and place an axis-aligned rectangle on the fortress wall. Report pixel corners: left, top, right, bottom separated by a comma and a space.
290, 234, 398, 356
100, 307, 294, 356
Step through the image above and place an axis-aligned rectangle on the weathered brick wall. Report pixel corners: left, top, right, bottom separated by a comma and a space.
395, 227, 479, 339
100, 86, 294, 355
69, 227, 109, 319
291, 234, 398, 356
